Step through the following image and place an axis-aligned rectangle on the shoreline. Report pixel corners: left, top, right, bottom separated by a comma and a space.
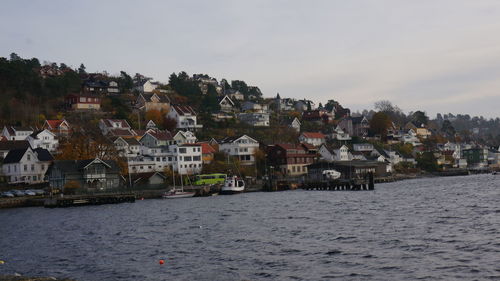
0, 172, 494, 209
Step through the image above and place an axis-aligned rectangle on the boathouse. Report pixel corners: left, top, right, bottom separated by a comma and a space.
46, 158, 121, 192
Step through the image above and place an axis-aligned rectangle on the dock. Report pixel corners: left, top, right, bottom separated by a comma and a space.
302, 172, 375, 191
44, 193, 135, 208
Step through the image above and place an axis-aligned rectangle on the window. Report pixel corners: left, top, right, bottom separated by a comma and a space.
179, 148, 186, 154
27, 154, 31, 161
193, 156, 201, 161
31, 164, 35, 171
184, 156, 192, 161
24, 165, 27, 171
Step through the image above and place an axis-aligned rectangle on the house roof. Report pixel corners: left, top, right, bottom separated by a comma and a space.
0, 140, 30, 151
29, 129, 55, 139
50, 159, 119, 174
172, 105, 197, 116
149, 131, 174, 141
131, 172, 166, 183
219, 95, 235, 106
102, 119, 131, 129
3, 148, 28, 164
197, 142, 215, 154
3, 147, 53, 164
45, 120, 67, 129
351, 116, 367, 124
219, 135, 257, 144
108, 129, 136, 137
301, 132, 325, 139
4, 126, 33, 135
33, 148, 54, 161
141, 93, 170, 103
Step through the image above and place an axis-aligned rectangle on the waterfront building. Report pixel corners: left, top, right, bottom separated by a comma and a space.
218, 135, 259, 165
266, 143, 316, 177
47, 158, 121, 191
2, 147, 53, 184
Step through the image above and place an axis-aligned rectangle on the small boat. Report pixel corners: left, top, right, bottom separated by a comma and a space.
162, 171, 195, 199
220, 176, 245, 195
162, 189, 195, 199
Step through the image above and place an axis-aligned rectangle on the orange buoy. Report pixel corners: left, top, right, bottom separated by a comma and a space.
159, 259, 165, 265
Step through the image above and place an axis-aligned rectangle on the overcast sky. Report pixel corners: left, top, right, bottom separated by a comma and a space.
2, 0, 500, 118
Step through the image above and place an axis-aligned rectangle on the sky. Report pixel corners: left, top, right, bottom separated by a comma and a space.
2, 0, 500, 118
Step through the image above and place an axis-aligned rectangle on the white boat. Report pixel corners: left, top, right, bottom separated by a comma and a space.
163, 171, 195, 199
220, 176, 245, 195
162, 189, 195, 199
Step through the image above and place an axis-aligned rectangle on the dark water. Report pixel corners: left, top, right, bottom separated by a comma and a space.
1, 174, 499, 281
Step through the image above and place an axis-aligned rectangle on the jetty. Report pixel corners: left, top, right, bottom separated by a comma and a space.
302, 175, 374, 191
44, 193, 135, 208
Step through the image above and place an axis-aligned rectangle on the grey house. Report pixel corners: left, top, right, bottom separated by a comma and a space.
47, 158, 121, 191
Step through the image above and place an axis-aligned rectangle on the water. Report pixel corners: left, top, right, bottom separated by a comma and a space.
0, 174, 499, 280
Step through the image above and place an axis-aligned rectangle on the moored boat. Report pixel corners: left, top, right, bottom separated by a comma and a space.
220, 176, 245, 195
162, 189, 195, 199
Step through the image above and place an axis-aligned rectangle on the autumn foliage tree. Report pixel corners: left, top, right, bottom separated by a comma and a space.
145, 109, 164, 128
369, 112, 392, 139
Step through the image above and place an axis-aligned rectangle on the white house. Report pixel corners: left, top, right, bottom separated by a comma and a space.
2, 126, 34, 141
167, 105, 202, 130
353, 143, 374, 152
140, 131, 176, 148
401, 129, 421, 146
290, 117, 301, 132
2, 147, 53, 184
238, 113, 270, 127
299, 132, 326, 147
173, 131, 197, 145
329, 126, 351, 141
219, 95, 236, 113
219, 135, 259, 165
318, 144, 351, 162
135, 80, 160, 93
27, 129, 59, 152
128, 143, 203, 175
112, 137, 141, 157
107, 81, 120, 93
172, 144, 203, 175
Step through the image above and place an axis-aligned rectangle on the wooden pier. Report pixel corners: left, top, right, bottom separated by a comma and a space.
44, 193, 136, 208
302, 173, 375, 191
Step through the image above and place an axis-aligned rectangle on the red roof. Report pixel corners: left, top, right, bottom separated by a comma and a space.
172, 105, 197, 116
301, 132, 325, 139
108, 129, 136, 137
45, 120, 68, 129
150, 131, 173, 141
197, 142, 215, 154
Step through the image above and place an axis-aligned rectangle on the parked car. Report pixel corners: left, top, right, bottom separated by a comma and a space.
11, 190, 25, 197
24, 190, 37, 196
32, 189, 45, 196
1, 192, 15, 198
